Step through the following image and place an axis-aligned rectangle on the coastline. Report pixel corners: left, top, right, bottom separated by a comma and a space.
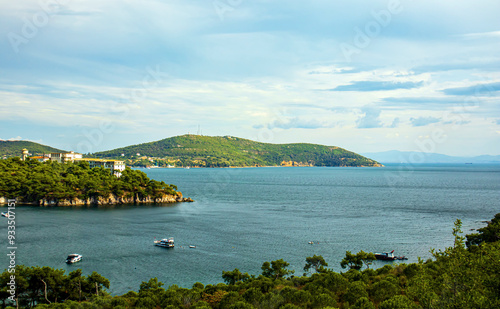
135, 164, 384, 169
0, 194, 194, 206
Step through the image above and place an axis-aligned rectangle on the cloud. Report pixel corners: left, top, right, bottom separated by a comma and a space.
267, 117, 330, 130
356, 106, 383, 129
381, 97, 466, 105
389, 118, 400, 128
379, 97, 469, 110
459, 31, 500, 39
7, 136, 23, 141
410, 117, 440, 127
308, 66, 374, 75
443, 120, 470, 126
330, 81, 423, 92
412, 61, 500, 74
442, 82, 500, 96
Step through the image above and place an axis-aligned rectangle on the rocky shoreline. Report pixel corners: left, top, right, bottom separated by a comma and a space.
0, 194, 194, 206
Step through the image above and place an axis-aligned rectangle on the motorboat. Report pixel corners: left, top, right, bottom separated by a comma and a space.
374, 251, 396, 260
189, 245, 196, 248
154, 237, 174, 248
66, 254, 82, 264
375, 250, 407, 261
1, 212, 8, 217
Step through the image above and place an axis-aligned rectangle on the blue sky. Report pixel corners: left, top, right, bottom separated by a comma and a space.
1, 0, 499, 156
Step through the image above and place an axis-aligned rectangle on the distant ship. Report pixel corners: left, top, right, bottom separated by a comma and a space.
154, 237, 174, 248
66, 254, 82, 264
374, 250, 407, 260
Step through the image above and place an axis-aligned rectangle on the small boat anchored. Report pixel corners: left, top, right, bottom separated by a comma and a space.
1, 212, 9, 218
189, 245, 196, 248
66, 254, 82, 264
154, 237, 174, 248
374, 250, 408, 261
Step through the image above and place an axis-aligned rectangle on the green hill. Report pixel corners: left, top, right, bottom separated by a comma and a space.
0, 140, 64, 158
92, 135, 381, 167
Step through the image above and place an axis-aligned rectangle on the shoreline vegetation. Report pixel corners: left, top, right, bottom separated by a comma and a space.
0, 157, 193, 206
1, 214, 499, 308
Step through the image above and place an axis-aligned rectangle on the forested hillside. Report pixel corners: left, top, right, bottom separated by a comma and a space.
93, 135, 381, 168
0, 140, 63, 158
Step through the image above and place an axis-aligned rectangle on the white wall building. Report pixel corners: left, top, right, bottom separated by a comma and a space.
76, 158, 126, 177
22, 149, 125, 176
50, 151, 83, 163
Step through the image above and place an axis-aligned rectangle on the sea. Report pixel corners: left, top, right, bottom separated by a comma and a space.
1, 164, 499, 295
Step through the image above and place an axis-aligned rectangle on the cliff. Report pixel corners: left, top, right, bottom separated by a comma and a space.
1, 193, 194, 206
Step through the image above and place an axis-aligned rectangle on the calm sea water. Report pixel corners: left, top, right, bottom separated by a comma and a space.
1, 164, 499, 295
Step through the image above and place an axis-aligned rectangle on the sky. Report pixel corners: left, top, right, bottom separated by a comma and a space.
0, 0, 499, 156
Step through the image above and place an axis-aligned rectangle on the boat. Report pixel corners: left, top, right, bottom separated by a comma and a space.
308, 241, 314, 245
66, 254, 82, 264
374, 250, 407, 261
189, 245, 196, 248
154, 237, 174, 248
1, 212, 8, 217
375, 250, 396, 261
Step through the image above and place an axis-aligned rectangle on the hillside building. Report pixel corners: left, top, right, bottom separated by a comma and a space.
30, 156, 50, 162
76, 158, 126, 177
50, 151, 83, 163
21, 148, 29, 161
21, 149, 126, 176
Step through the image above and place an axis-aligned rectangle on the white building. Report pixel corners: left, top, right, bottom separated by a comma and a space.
50, 151, 83, 163
76, 158, 126, 177
22, 149, 125, 176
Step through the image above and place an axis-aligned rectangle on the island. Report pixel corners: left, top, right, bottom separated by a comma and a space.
91, 134, 382, 168
0, 157, 193, 206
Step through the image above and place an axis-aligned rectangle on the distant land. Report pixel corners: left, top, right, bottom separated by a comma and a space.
362, 150, 500, 164
0, 140, 64, 158
92, 134, 381, 168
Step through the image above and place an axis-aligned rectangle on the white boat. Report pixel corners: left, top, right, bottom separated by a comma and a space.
189, 245, 196, 248
154, 237, 174, 248
1, 212, 8, 218
66, 254, 82, 264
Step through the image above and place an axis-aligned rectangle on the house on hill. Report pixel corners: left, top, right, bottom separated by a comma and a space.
21, 149, 126, 176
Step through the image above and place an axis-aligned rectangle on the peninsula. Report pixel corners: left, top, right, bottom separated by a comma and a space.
0, 157, 193, 206
92, 135, 382, 168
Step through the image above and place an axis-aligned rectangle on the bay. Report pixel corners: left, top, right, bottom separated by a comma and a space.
1, 164, 499, 295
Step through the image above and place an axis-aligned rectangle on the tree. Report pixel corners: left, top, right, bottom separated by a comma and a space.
261, 259, 294, 279
466, 213, 500, 247
304, 255, 328, 274
222, 268, 250, 285
86, 272, 110, 296
340, 251, 376, 270
139, 277, 164, 293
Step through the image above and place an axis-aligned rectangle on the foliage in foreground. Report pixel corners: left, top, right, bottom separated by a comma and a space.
0, 158, 179, 203
1, 214, 499, 308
